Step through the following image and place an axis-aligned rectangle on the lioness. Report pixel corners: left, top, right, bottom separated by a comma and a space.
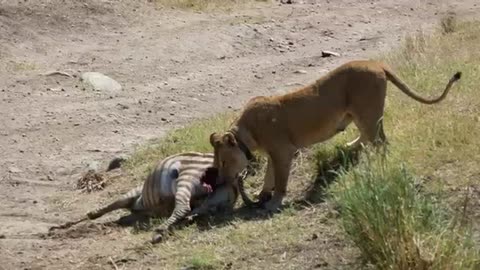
209, 60, 461, 211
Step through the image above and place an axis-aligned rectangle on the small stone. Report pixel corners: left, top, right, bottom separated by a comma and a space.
161, 117, 167, 122
321, 50, 340, 57
81, 72, 122, 93
47, 87, 62, 92
8, 167, 22, 173
87, 161, 99, 172
116, 103, 129, 110
294, 70, 307, 74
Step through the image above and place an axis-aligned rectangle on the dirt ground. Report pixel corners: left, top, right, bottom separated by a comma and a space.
1, 0, 479, 269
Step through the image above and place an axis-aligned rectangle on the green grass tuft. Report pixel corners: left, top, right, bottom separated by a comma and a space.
329, 153, 479, 269
183, 249, 222, 270
124, 113, 236, 179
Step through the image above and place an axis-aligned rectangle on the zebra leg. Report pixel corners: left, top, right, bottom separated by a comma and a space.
49, 186, 143, 232
151, 182, 193, 244
87, 185, 143, 219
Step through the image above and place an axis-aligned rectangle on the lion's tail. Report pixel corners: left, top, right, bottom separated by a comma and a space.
383, 66, 461, 104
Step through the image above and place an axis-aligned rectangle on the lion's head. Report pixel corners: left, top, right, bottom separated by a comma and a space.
209, 132, 249, 185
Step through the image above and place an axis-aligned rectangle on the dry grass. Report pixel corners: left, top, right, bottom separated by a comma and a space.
123, 18, 480, 269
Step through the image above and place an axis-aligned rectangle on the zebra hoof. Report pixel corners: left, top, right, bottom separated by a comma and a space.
151, 227, 168, 244
151, 233, 164, 244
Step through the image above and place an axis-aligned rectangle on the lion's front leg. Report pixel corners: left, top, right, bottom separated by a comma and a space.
263, 149, 295, 212
257, 156, 275, 205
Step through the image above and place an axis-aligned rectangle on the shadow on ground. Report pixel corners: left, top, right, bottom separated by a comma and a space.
298, 146, 361, 206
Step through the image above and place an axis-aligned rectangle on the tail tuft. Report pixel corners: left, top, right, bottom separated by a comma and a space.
453, 71, 462, 81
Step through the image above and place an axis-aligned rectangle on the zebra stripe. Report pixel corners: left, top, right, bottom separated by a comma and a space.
142, 152, 214, 209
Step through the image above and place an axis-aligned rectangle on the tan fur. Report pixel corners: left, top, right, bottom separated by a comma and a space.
210, 60, 461, 211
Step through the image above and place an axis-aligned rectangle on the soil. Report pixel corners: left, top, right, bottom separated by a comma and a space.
0, 0, 479, 269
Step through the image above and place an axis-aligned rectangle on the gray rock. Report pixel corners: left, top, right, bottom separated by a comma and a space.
8, 167, 22, 173
81, 72, 122, 92
87, 161, 100, 172
294, 70, 307, 74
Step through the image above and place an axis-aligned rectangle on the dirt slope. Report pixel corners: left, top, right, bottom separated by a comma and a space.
0, 0, 478, 269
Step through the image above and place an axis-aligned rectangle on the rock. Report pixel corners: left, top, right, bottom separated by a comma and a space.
8, 167, 22, 173
43, 71, 73, 78
116, 103, 129, 110
294, 70, 307, 74
81, 72, 122, 93
47, 87, 62, 92
87, 161, 100, 172
321, 50, 340, 57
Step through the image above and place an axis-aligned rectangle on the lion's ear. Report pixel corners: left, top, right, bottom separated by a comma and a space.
223, 132, 237, 147
210, 133, 221, 147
